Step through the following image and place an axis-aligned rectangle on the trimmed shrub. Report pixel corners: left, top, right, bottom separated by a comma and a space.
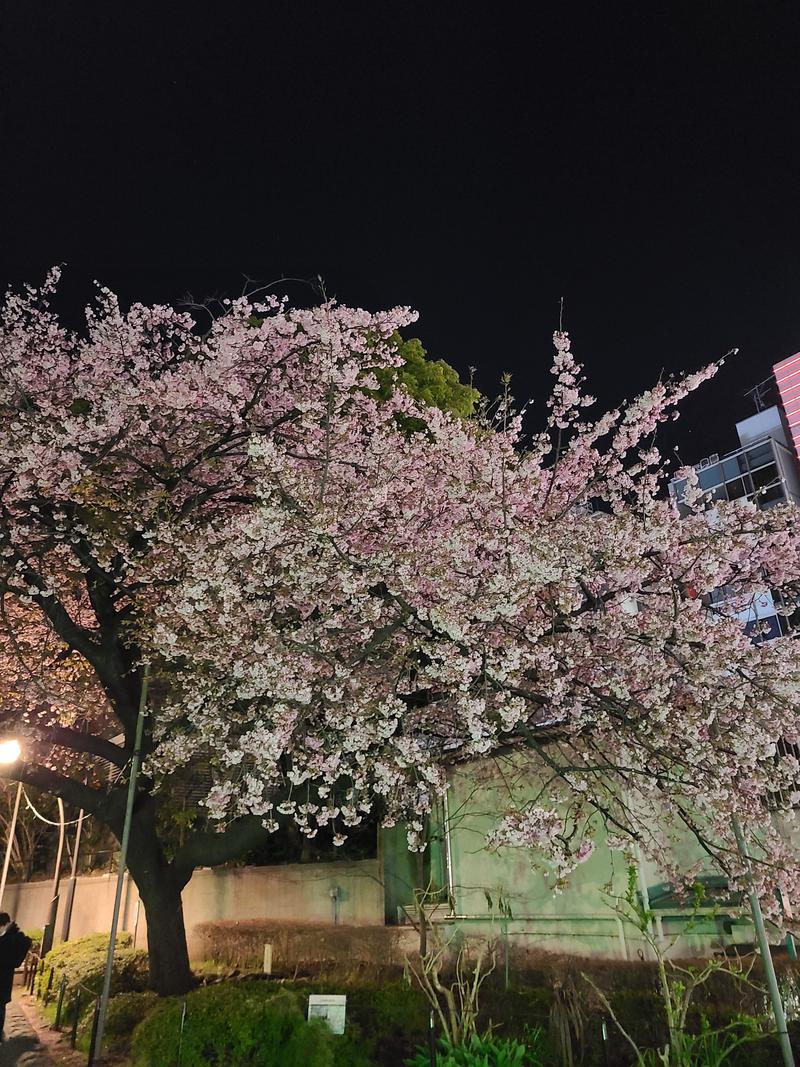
76, 990, 158, 1054
195, 918, 412, 973
24, 928, 43, 951
292, 979, 429, 1067
131, 982, 338, 1067
38, 932, 149, 1015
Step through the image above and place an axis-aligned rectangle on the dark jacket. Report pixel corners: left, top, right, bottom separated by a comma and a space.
0, 923, 29, 1003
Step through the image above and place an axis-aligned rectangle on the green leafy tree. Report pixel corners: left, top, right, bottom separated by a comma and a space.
375, 334, 480, 418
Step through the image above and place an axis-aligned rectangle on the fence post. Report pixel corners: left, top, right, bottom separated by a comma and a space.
45, 966, 54, 1002
86, 998, 101, 1067
54, 976, 67, 1030
41, 921, 52, 959
70, 989, 82, 1049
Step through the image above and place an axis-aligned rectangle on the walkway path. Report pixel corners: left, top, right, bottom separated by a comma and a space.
0, 1000, 53, 1067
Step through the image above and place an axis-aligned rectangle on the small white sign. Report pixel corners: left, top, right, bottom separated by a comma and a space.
308, 994, 347, 1035
262, 943, 272, 975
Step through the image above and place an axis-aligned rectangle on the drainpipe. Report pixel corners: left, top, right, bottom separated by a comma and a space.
441, 788, 456, 915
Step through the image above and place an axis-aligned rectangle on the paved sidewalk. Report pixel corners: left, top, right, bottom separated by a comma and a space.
0, 1000, 53, 1067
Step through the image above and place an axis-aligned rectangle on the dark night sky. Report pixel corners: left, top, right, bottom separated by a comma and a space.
1, 2, 798, 461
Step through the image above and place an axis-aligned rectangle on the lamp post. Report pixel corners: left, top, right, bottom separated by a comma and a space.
0, 740, 23, 911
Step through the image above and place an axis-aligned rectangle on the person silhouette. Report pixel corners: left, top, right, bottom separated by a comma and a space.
0, 912, 32, 1041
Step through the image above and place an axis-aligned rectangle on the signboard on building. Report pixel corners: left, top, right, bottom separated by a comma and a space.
308, 994, 347, 1034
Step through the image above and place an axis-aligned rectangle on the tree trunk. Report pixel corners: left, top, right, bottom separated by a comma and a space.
137, 872, 194, 995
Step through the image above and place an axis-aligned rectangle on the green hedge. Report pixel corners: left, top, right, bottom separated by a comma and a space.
33, 956, 798, 1067
288, 979, 428, 1067
76, 991, 158, 1054
130, 982, 359, 1067
38, 932, 149, 1016
280, 975, 799, 1067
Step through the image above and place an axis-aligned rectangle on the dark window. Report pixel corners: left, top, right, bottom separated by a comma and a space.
745, 442, 774, 470
698, 465, 724, 489
724, 476, 750, 501
723, 456, 747, 479
751, 463, 779, 492
744, 615, 782, 643
760, 484, 787, 507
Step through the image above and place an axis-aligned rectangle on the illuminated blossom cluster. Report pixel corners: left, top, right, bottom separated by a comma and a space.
1, 273, 800, 910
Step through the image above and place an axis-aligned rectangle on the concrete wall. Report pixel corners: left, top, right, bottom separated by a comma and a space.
2, 857, 384, 960
378, 759, 762, 961
442, 762, 638, 958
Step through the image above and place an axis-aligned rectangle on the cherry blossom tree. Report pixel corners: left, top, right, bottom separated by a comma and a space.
0, 271, 798, 996
0, 272, 440, 992
147, 332, 800, 909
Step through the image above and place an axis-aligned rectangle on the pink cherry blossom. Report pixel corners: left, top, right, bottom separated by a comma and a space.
0, 273, 798, 923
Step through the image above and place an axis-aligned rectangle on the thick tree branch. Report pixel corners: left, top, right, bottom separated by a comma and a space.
35, 725, 128, 768
172, 815, 270, 880
0, 762, 108, 818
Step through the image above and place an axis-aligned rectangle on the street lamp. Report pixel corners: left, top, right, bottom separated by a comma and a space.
0, 738, 23, 911
0, 738, 68, 955
0, 739, 21, 765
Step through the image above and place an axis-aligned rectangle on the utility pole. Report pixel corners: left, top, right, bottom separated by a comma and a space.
60, 806, 85, 943
41, 797, 65, 956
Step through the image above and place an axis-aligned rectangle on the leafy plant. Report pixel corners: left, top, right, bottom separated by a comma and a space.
406, 1031, 545, 1067
37, 931, 148, 1009
585, 867, 770, 1066
76, 990, 158, 1053
131, 982, 338, 1066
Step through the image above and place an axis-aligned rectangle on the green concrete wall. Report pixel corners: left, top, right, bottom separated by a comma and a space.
381, 758, 766, 960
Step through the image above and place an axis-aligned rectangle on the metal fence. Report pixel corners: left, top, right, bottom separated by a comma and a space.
23, 948, 103, 1066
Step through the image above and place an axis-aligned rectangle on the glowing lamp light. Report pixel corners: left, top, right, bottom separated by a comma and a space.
0, 739, 21, 764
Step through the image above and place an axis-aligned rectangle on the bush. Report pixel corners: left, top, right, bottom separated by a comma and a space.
292, 979, 429, 1067
76, 990, 158, 1054
407, 1032, 546, 1066
283, 978, 549, 1067
24, 927, 43, 952
38, 932, 149, 1014
131, 982, 340, 1067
